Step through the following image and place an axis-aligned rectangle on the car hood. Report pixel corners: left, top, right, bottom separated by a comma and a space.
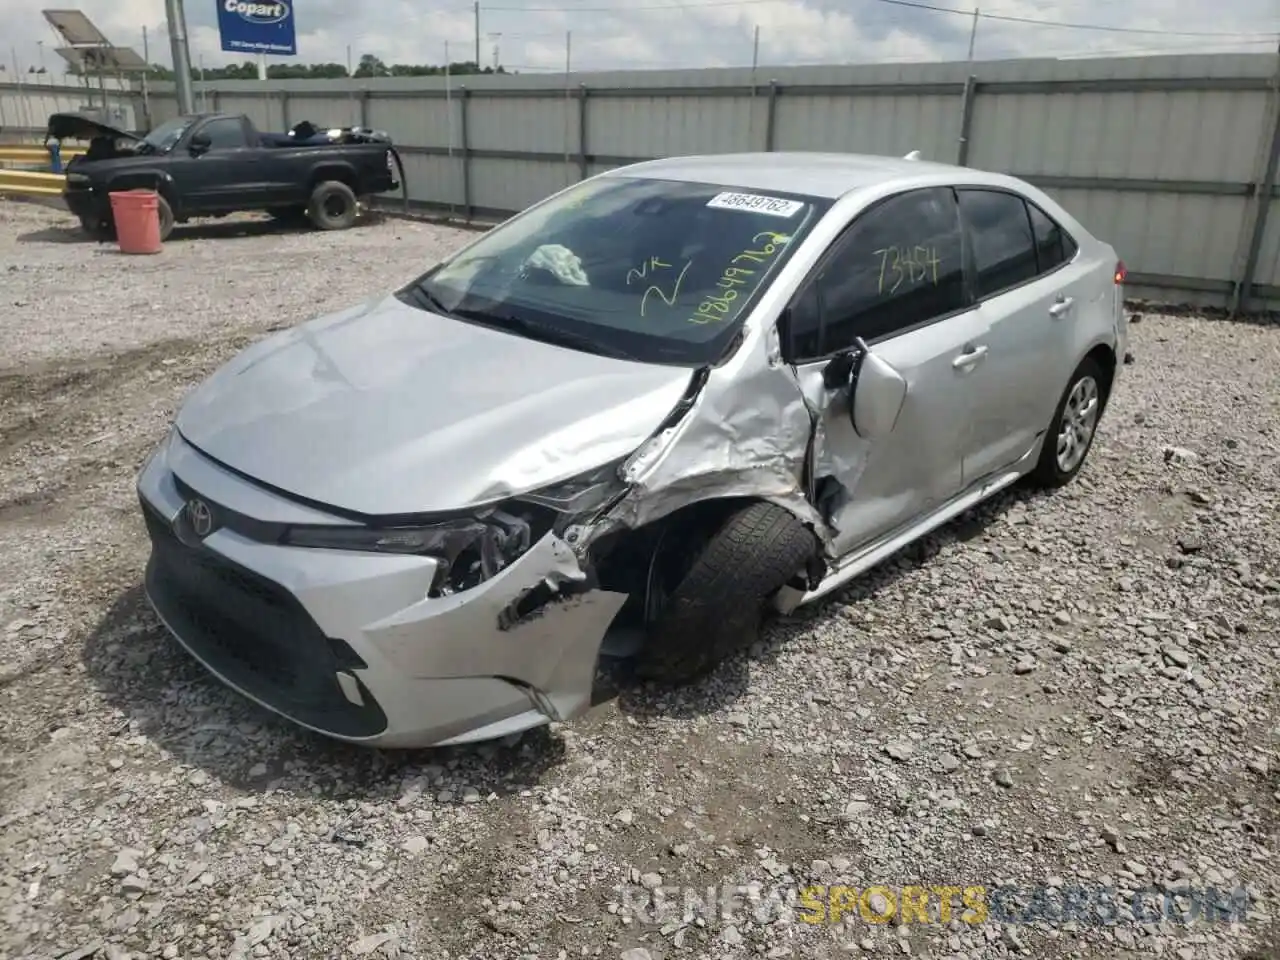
46, 112, 142, 142
174, 294, 696, 516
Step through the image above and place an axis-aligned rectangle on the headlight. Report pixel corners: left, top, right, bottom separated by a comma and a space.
280, 461, 629, 595
65, 172, 90, 184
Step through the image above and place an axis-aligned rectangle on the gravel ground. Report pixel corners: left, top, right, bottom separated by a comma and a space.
1, 198, 1278, 960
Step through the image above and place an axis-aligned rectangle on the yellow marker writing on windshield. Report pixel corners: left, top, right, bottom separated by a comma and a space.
690, 234, 787, 324
640, 261, 691, 316
627, 255, 673, 286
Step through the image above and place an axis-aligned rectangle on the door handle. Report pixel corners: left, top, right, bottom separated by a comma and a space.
952, 344, 988, 369
1049, 296, 1075, 319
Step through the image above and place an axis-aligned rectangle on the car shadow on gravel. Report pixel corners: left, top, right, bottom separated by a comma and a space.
606, 482, 1048, 722
81, 583, 568, 799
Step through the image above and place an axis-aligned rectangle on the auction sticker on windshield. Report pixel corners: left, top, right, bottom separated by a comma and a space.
706, 192, 804, 218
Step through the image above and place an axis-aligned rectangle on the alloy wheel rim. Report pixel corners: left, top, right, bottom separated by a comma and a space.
1055, 375, 1099, 474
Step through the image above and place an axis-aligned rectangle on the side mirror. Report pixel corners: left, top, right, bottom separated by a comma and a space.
188, 133, 211, 155
848, 338, 907, 440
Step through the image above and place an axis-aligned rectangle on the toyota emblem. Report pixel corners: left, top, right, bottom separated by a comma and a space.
187, 498, 214, 537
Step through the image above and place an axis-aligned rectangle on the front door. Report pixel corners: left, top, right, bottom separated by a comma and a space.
167, 116, 262, 212
785, 187, 986, 559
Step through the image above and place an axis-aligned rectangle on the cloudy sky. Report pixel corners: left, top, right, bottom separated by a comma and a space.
0, 0, 1276, 76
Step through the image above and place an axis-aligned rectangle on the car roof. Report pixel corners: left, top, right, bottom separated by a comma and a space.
606, 152, 1014, 200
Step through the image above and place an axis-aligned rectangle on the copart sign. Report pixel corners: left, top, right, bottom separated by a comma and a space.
216, 0, 297, 56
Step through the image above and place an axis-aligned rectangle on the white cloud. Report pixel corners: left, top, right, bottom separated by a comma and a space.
0, 0, 1275, 76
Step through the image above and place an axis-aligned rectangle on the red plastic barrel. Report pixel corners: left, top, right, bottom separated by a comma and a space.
108, 189, 162, 255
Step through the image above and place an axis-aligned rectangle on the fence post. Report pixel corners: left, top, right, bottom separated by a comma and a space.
577, 83, 589, 181
765, 80, 778, 151
460, 86, 472, 220
279, 91, 289, 130
957, 74, 977, 166
1231, 49, 1280, 315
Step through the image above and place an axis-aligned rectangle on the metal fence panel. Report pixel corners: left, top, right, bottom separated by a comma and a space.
15, 53, 1280, 310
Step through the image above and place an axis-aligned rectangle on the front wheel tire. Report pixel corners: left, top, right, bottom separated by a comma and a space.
156, 194, 175, 242
635, 501, 817, 685
1029, 356, 1105, 488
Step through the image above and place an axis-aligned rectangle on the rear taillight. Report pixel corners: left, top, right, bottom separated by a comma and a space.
1114, 260, 1127, 284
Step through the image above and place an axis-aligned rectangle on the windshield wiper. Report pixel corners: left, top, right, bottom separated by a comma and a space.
454, 309, 638, 361
403, 283, 460, 318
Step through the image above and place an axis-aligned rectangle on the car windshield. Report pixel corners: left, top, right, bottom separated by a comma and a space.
399, 176, 832, 365
139, 117, 195, 154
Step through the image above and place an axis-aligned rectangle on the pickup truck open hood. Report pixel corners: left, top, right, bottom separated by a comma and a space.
46, 112, 142, 142
174, 294, 696, 517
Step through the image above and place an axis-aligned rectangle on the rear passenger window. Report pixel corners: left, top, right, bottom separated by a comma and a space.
958, 190, 1037, 298
1028, 202, 1075, 272
789, 187, 966, 358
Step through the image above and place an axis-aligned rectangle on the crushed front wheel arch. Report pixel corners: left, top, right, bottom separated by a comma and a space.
634, 500, 818, 685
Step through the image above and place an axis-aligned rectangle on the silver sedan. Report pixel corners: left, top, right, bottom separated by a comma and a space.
136, 151, 1130, 747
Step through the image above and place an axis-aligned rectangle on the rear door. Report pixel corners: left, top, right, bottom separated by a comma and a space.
786, 186, 989, 559
955, 188, 1090, 482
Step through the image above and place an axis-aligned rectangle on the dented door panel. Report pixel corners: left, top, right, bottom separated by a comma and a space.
798, 309, 988, 559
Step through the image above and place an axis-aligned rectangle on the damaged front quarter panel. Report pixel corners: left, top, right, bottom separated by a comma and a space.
590, 321, 834, 556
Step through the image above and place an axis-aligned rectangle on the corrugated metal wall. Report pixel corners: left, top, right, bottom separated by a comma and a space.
13, 53, 1280, 310
0, 79, 136, 138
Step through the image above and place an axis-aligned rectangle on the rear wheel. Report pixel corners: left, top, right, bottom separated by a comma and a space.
635, 501, 817, 684
307, 181, 359, 231
1029, 356, 1105, 488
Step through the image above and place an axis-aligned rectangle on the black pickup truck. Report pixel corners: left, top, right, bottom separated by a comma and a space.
49, 111, 403, 241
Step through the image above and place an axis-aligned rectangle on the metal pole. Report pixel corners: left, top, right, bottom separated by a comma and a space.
164, 0, 196, 114
564, 31, 572, 180
95, 51, 109, 114
967, 7, 980, 61
1231, 41, 1280, 315
577, 84, 588, 181
957, 73, 977, 165
749, 26, 760, 146
460, 86, 472, 220
347, 45, 356, 125
141, 26, 152, 129
474, 1, 481, 69
446, 41, 455, 215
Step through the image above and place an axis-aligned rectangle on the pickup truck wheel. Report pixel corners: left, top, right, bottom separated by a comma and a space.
156, 195, 175, 243
635, 501, 818, 685
307, 181, 359, 230
79, 216, 113, 241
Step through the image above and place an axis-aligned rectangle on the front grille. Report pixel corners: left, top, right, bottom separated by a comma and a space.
141, 499, 387, 739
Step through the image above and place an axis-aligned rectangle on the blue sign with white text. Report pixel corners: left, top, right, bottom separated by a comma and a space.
216, 0, 297, 56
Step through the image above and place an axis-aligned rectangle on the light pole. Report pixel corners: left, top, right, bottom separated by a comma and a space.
164, 0, 196, 113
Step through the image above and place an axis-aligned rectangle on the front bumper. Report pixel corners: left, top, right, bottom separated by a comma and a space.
135, 431, 627, 748
62, 184, 101, 222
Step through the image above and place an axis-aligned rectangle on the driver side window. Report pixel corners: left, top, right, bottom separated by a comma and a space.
787, 187, 967, 362
199, 118, 248, 150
